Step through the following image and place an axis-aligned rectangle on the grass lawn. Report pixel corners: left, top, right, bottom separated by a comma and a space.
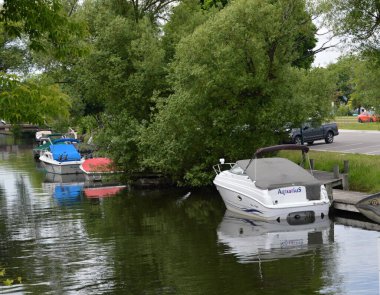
279, 150, 380, 194
334, 116, 380, 130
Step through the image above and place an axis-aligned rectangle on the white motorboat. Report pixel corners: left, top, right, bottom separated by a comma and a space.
217, 210, 331, 263
213, 144, 330, 221
40, 143, 84, 174
35, 130, 52, 142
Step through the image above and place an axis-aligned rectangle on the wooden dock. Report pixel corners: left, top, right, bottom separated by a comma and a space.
0, 124, 39, 135
311, 162, 372, 216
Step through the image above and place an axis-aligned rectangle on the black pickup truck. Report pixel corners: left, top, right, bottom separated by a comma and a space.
284, 122, 339, 145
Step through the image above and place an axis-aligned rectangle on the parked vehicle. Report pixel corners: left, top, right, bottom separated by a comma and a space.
358, 111, 378, 123
284, 121, 339, 145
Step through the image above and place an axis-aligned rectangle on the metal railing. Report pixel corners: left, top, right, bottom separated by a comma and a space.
212, 163, 235, 175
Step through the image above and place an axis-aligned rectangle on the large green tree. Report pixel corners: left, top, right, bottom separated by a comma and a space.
350, 59, 380, 111
0, 0, 85, 125
318, 0, 380, 61
324, 55, 380, 113
0, 74, 70, 124
140, 0, 333, 186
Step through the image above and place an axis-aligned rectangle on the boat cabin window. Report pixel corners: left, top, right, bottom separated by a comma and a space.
229, 165, 246, 175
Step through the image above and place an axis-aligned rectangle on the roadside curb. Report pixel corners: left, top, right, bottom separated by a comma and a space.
339, 129, 380, 134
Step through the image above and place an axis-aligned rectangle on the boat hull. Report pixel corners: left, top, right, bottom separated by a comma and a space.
40, 159, 83, 174
356, 193, 380, 224
215, 185, 329, 221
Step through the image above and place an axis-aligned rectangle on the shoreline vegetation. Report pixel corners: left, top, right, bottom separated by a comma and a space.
279, 150, 380, 194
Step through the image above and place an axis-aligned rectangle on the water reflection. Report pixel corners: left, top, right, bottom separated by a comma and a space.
42, 173, 85, 205
83, 185, 126, 198
217, 210, 332, 263
42, 172, 127, 203
3, 136, 380, 294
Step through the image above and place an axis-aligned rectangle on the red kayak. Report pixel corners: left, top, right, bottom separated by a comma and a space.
80, 157, 119, 174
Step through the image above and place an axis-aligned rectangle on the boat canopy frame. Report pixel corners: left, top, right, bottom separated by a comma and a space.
254, 144, 309, 158
244, 144, 312, 179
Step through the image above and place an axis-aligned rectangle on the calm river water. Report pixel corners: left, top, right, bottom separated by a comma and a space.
1, 136, 380, 294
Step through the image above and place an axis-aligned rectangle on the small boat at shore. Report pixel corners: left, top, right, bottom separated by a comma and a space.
213, 144, 330, 221
39, 144, 84, 174
35, 130, 52, 142
355, 193, 380, 224
80, 157, 123, 181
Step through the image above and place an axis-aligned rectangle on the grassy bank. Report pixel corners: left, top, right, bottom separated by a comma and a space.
334, 116, 380, 130
279, 150, 380, 193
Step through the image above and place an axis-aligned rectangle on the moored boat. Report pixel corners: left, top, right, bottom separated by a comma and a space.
35, 130, 52, 142
33, 137, 80, 160
213, 144, 330, 221
355, 193, 380, 224
80, 157, 123, 181
39, 144, 84, 174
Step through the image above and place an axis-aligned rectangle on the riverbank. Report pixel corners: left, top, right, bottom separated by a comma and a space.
279, 150, 380, 194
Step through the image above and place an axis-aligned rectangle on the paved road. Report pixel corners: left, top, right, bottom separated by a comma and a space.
309, 130, 380, 155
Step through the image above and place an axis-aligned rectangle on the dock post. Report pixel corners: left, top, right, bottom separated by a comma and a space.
343, 160, 349, 190
333, 165, 340, 179
342, 174, 349, 190
344, 160, 349, 173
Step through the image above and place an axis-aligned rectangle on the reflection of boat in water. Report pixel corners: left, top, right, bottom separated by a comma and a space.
42, 173, 85, 205
217, 210, 331, 263
52, 183, 83, 204
355, 193, 380, 224
84, 185, 127, 198
43, 173, 126, 201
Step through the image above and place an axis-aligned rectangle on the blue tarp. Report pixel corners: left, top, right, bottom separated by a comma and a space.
50, 144, 81, 161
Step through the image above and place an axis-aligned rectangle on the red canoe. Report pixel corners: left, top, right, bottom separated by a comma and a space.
80, 157, 120, 174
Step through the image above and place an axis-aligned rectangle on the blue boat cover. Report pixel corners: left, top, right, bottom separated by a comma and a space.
52, 138, 80, 144
50, 144, 81, 161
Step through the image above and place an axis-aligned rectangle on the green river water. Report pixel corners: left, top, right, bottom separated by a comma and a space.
0, 136, 379, 294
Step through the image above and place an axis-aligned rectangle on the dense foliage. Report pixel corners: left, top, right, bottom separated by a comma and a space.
324, 55, 380, 113
7, 0, 375, 186
0, 0, 85, 125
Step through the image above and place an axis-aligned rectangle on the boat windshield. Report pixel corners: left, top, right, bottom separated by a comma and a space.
229, 164, 246, 175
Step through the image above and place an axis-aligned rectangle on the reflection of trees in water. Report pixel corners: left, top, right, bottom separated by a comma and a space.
0, 171, 337, 294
